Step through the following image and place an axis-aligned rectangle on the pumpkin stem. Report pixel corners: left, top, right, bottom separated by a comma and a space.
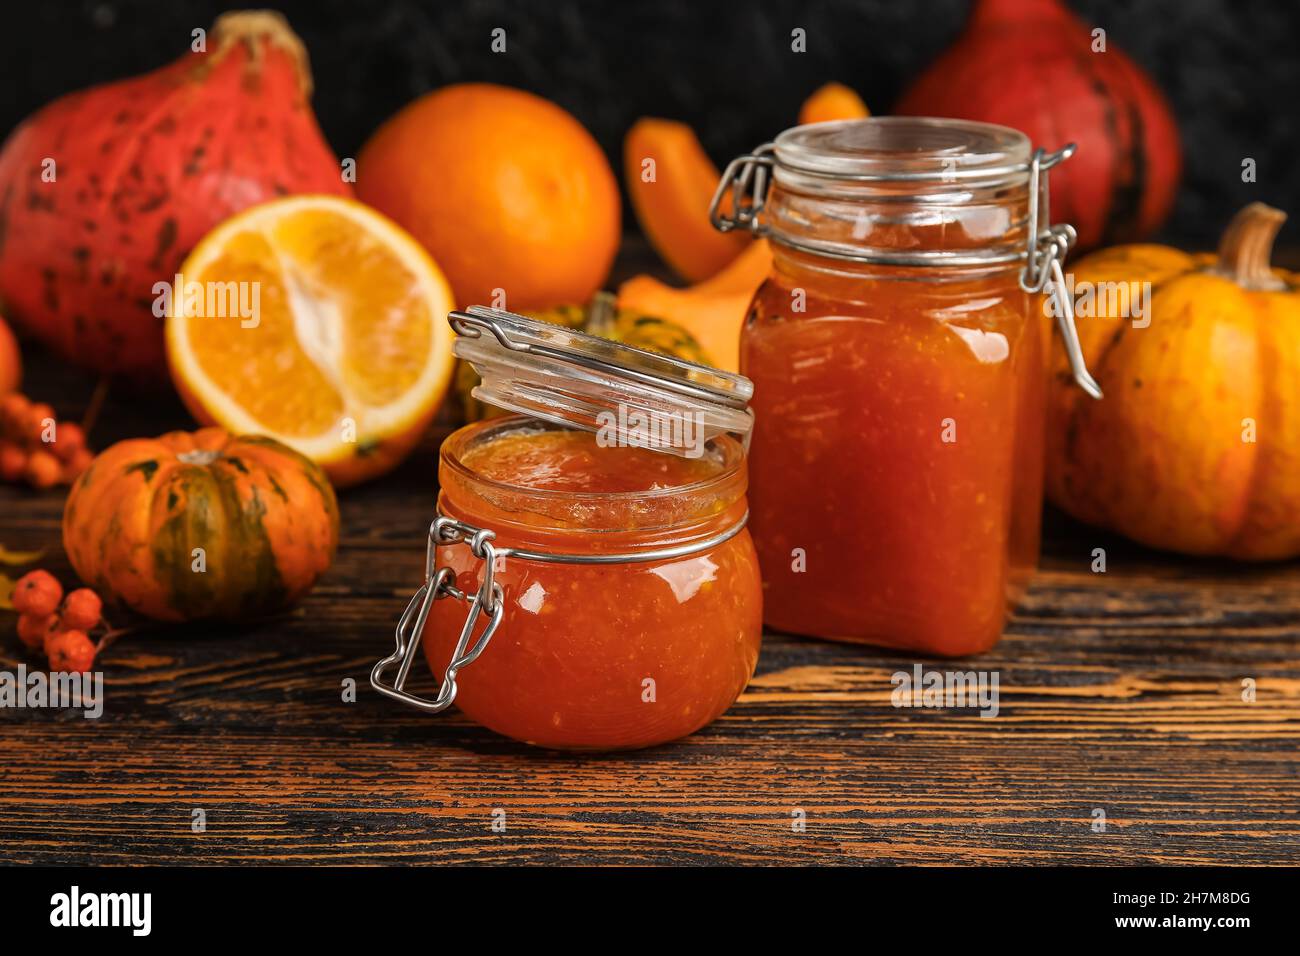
177, 449, 222, 466
1216, 202, 1287, 292
207, 10, 314, 99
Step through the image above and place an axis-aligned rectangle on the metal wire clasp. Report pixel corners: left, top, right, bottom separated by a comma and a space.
369, 517, 504, 713
1018, 147, 1102, 399
370, 508, 751, 716
709, 137, 1101, 399
709, 143, 775, 235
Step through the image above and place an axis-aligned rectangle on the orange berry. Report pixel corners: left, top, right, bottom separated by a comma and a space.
49, 421, 85, 462
12, 569, 62, 616
0, 441, 25, 482
16, 613, 56, 652
41, 620, 68, 656
24, 448, 61, 488
46, 629, 96, 672
26, 402, 55, 443
61, 588, 103, 631
0, 392, 30, 434
62, 448, 94, 483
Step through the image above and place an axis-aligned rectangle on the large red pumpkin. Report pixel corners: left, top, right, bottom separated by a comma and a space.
0, 11, 349, 380
895, 0, 1181, 252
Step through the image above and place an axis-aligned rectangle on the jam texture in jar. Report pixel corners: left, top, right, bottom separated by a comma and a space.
745, 259, 1044, 656
424, 419, 761, 750
713, 117, 1095, 656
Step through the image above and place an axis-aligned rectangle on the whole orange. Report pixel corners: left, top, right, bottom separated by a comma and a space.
0, 313, 21, 393
357, 84, 620, 311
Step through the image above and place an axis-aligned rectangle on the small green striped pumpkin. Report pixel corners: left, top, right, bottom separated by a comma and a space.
63, 427, 338, 621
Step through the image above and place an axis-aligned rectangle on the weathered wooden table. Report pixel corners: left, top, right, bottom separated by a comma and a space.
3, 273, 1298, 867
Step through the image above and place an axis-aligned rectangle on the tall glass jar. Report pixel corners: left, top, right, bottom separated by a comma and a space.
711, 118, 1098, 657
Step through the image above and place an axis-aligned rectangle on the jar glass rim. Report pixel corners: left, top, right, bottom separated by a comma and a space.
774, 117, 1033, 186
440, 416, 747, 504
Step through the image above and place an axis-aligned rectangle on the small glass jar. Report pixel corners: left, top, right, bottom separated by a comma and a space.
372, 308, 761, 750
711, 118, 1098, 657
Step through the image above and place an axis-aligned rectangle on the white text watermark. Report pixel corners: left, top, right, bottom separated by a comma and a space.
50, 886, 150, 936
1045, 274, 1151, 328
595, 407, 706, 459
891, 664, 1000, 718
153, 273, 260, 328
0, 665, 103, 718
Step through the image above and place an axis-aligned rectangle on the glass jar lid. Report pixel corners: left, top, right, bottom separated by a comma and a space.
773, 116, 1033, 188
709, 119, 1102, 398
710, 116, 1076, 269
450, 306, 755, 458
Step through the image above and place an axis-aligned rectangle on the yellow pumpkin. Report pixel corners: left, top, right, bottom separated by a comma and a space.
1047, 203, 1300, 559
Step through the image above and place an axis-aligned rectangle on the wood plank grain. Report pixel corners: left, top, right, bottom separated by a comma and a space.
2, 254, 1298, 866
2, 523, 1296, 866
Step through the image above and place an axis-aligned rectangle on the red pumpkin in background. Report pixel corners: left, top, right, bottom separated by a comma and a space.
0, 11, 349, 381
895, 0, 1181, 251
0, 313, 20, 393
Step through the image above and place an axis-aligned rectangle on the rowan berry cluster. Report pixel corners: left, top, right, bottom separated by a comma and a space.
0, 394, 93, 488
12, 569, 103, 671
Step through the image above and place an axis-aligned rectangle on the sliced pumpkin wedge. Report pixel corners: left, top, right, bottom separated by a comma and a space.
798, 82, 871, 125
625, 118, 750, 283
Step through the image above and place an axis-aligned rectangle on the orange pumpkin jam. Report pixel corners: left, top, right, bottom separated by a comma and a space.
457, 427, 721, 494
743, 249, 1046, 656
423, 419, 761, 750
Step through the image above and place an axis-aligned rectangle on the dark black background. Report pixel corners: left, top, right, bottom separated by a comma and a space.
3, 0, 1298, 247
2, 865, 1285, 940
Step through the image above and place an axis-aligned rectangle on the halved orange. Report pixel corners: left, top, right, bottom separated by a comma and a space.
165, 195, 456, 488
